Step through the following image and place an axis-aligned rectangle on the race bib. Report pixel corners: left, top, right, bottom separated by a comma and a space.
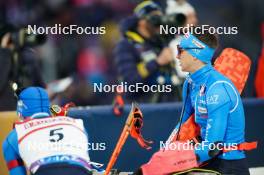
15, 116, 90, 168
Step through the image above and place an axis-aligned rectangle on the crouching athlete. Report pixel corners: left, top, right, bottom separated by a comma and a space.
2, 87, 103, 175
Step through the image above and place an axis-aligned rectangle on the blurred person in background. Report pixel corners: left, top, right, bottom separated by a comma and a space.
0, 47, 14, 110
115, 1, 184, 103
0, 23, 46, 111
166, 0, 197, 25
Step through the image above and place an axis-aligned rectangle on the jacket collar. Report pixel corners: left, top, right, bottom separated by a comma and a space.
187, 64, 213, 85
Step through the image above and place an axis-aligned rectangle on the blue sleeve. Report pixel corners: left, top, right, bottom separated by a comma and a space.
195, 83, 231, 162
2, 130, 27, 175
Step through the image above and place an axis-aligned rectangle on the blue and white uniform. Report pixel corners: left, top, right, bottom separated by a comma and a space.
168, 33, 247, 163
2, 87, 103, 175
181, 64, 246, 162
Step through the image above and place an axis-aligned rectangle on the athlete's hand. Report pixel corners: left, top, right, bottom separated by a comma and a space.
156, 47, 174, 66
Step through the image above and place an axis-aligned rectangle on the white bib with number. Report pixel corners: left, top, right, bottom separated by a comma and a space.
15, 116, 90, 168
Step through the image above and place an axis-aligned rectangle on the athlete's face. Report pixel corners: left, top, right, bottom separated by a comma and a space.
178, 49, 196, 72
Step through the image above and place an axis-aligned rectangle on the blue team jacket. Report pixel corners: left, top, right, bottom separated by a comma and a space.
180, 64, 246, 162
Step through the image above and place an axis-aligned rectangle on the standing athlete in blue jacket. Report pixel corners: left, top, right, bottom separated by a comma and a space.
2, 87, 102, 175
170, 30, 250, 174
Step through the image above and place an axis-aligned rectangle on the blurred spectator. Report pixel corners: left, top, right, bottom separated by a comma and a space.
0, 23, 45, 110
166, 0, 197, 25
0, 48, 15, 110
114, 1, 183, 103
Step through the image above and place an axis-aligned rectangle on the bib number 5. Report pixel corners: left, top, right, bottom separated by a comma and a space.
49, 128, 64, 142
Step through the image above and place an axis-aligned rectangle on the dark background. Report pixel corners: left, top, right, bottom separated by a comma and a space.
0, 0, 263, 109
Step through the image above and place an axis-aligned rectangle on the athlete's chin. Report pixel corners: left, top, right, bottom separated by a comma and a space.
180, 65, 186, 72
180, 64, 190, 72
